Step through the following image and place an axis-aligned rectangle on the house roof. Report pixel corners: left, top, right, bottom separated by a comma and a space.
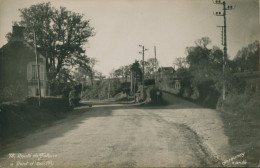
0, 39, 45, 61
157, 66, 175, 72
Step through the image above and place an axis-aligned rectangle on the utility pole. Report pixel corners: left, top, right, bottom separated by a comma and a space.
139, 45, 148, 100
130, 71, 133, 94
1, 49, 4, 88
213, 0, 234, 101
33, 25, 41, 107
108, 77, 110, 100
154, 46, 157, 84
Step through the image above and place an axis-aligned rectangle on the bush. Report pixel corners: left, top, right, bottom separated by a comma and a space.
69, 97, 81, 107
0, 82, 27, 103
0, 97, 72, 143
216, 92, 260, 165
26, 97, 70, 112
144, 79, 155, 86
217, 92, 260, 121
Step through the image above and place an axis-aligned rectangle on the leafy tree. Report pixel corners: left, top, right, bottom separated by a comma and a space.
123, 65, 131, 82
210, 46, 224, 71
232, 40, 259, 72
130, 60, 142, 93
173, 57, 188, 69
49, 68, 76, 97
176, 67, 192, 96
186, 47, 211, 68
195, 37, 211, 49
88, 58, 98, 87
181, 37, 224, 106
7, 2, 94, 80
114, 68, 124, 79
141, 58, 159, 78
185, 38, 223, 85
113, 65, 131, 82
130, 60, 142, 82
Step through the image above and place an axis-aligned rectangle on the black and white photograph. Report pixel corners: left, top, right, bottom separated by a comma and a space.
0, 0, 259, 167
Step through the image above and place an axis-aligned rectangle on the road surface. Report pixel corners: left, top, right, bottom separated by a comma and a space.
0, 93, 230, 168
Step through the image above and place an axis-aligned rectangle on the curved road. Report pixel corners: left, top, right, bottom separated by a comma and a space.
0, 94, 230, 168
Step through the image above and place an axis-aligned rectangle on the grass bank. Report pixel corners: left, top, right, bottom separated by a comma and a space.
160, 89, 259, 166
217, 93, 260, 166
0, 97, 72, 150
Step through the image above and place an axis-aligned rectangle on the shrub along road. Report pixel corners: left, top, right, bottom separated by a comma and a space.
0, 94, 240, 168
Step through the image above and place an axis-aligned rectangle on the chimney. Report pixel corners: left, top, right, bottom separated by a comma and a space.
12, 26, 25, 40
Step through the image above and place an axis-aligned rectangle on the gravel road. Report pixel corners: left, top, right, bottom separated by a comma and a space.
0, 94, 230, 168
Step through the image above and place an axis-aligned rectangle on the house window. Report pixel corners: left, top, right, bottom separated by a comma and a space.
30, 65, 44, 80
32, 65, 39, 79
175, 82, 180, 89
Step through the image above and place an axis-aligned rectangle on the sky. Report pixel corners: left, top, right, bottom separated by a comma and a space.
0, 0, 259, 77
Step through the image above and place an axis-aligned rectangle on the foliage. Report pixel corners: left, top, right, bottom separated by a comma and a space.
144, 79, 155, 85
174, 38, 258, 108
130, 60, 142, 93
26, 97, 70, 110
49, 69, 75, 97
0, 99, 70, 142
118, 82, 131, 94
7, 2, 94, 80
231, 40, 259, 72
0, 82, 27, 103
172, 37, 225, 107
112, 65, 131, 82
130, 60, 142, 82
88, 58, 98, 87
73, 57, 97, 95
217, 92, 259, 121
141, 58, 159, 78
83, 78, 121, 100
173, 57, 188, 69
109, 78, 122, 96
176, 67, 192, 96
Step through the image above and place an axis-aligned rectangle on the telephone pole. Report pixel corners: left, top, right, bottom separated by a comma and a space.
154, 46, 157, 84
108, 77, 111, 100
139, 45, 147, 100
33, 25, 41, 107
213, 0, 234, 101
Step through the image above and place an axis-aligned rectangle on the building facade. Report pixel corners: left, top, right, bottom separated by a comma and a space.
0, 26, 49, 101
156, 67, 181, 94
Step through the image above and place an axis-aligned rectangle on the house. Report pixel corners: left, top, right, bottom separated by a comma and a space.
157, 67, 177, 80
156, 66, 181, 94
0, 26, 49, 101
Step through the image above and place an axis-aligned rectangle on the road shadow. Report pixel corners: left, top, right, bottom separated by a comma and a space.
140, 92, 204, 110
0, 102, 148, 157
0, 104, 110, 157
0, 93, 207, 158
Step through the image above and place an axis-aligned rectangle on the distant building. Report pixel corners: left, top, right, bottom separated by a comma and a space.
157, 67, 177, 79
0, 26, 49, 101
156, 66, 180, 94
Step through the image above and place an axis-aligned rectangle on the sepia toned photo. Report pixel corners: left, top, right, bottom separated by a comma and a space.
0, 0, 259, 167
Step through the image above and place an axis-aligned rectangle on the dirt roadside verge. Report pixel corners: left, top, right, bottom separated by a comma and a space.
160, 92, 231, 164
160, 91, 260, 167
